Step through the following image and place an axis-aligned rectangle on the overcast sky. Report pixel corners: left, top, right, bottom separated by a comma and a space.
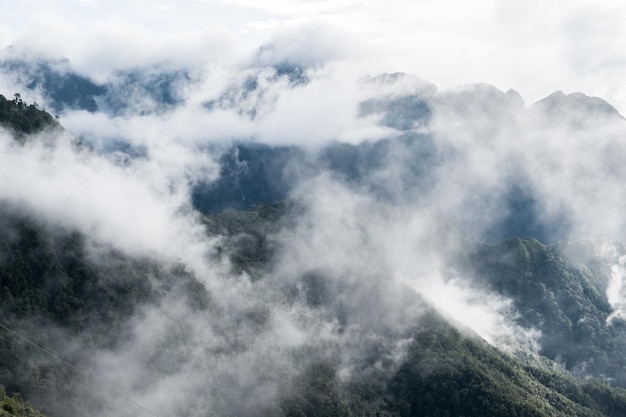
1, 0, 625, 112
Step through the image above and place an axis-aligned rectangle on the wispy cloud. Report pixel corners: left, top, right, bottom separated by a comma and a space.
4, 1, 626, 111
1, 3, 626, 415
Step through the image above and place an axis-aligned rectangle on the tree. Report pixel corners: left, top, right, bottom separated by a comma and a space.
13, 93, 23, 108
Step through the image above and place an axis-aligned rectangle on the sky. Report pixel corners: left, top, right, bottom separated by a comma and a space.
1, 0, 626, 112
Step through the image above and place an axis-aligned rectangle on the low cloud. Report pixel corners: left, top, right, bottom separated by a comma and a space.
0, 128, 218, 271
2, 10, 626, 417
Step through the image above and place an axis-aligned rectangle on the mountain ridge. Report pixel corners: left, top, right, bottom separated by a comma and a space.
2, 56, 626, 416
2, 53, 623, 122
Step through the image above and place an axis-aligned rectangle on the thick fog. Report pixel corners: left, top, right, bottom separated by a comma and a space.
1, 8, 626, 417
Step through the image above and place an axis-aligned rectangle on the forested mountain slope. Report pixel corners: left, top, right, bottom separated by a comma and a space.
2, 77, 626, 417
460, 237, 626, 386
4, 203, 626, 417
0, 94, 58, 139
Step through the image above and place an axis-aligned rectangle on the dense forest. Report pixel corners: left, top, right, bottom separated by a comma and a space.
0, 94, 58, 140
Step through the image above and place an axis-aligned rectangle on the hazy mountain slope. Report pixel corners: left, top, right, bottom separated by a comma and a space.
1, 170, 626, 417
3, 54, 622, 245
0, 207, 210, 417
2, 61, 626, 417
0, 57, 188, 115
5, 204, 626, 417
458, 237, 626, 386
276, 311, 626, 417
192, 144, 311, 212
385, 312, 626, 417
207, 205, 626, 417
0, 58, 104, 113
190, 76, 626, 244
531, 91, 624, 126
191, 132, 440, 214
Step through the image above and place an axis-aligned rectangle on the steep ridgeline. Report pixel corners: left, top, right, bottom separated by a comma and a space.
459, 238, 626, 387
275, 310, 626, 417
460, 237, 626, 387
207, 205, 626, 417
0, 94, 59, 140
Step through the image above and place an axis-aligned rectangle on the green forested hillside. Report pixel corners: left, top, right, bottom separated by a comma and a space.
3, 94, 626, 417
268, 310, 626, 417
0, 94, 58, 139
0, 208, 211, 417
462, 237, 626, 386
0, 387, 47, 417
206, 206, 626, 417
385, 313, 626, 417
4, 204, 626, 417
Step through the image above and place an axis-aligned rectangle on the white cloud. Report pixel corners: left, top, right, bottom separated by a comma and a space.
0, 129, 218, 271
2, 2, 626, 413
4, 0, 626, 112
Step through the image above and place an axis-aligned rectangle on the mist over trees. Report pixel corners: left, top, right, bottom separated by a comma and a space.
2, 34, 626, 417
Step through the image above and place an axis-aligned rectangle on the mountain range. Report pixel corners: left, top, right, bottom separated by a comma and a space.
2, 52, 626, 417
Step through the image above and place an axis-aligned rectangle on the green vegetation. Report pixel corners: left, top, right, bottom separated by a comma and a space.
463, 237, 626, 386
0, 387, 47, 417
204, 207, 626, 417
5, 201, 626, 417
3, 97, 626, 416
0, 94, 58, 140
265, 310, 626, 417
385, 312, 626, 417
0, 209, 210, 417
271, 311, 626, 417
204, 200, 298, 278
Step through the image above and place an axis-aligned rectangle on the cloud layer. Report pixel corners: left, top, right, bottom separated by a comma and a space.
1, 4, 626, 416
3, 1, 626, 111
